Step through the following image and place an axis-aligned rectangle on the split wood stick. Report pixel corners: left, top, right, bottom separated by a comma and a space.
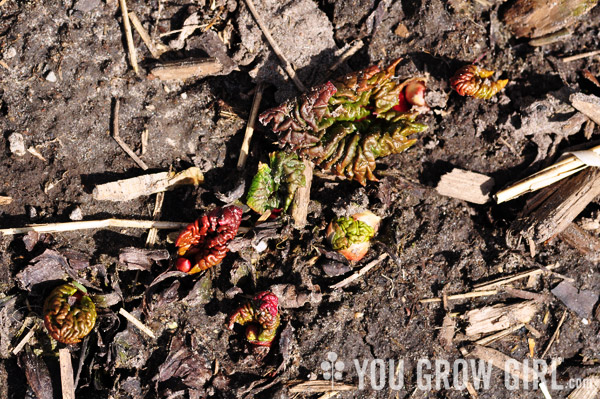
495, 144, 600, 203
540, 309, 567, 359
419, 289, 498, 304
330, 253, 388, 289
149, 58, 223, 80
118, 308, 156, 339
118, 0, 138, 75
464, 300, 539, 337
473, 263, 560, 291
475, 323, 525, 346
59, 348, 75, 399
562, 49, 600, 63
0, 219, 189, 236
0, 195, 12, 205
290, 159, 313, 228
128, 11, 165, 58
11, 325, 37, 355
112, 98, 148, 170
436, 169, 494, 204
145, 191, 165, 247
506, 167, 600, 247
237, 82, 265, 169
288, 381, 356, 393
242, 0, 306, 92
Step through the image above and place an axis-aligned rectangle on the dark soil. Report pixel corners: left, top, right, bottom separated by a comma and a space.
1, 0, 599, 398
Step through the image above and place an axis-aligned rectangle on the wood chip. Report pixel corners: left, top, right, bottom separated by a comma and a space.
329, 253, 388, 290
59, 348, 75, 399
464, 301, 540, 337
567, 374, 600, 398
0, 195, 12, 205
571, 93, 600, 125
92, 167, 203, 201
438, 314, 455, 350
149, 58, 223, 81
436, 169, 494, 204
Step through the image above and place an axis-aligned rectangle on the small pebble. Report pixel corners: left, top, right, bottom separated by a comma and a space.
8, 133, 26, 156
3, 47, 16, 59
69, 207, 83, 221
45, 71, 57, 82
181, 92, 188, 100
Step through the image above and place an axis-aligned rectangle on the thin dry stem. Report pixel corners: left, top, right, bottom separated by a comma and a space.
145, 191, 165, 247
540, 309, 567, 358
562, 49, 600, 63
237, 82, 265, 169
473, 263, 560, 291
119, 308, 156, 339
419, 289, 498, 304
128, 11, 165, 58
11, 324, 37, 355
330, 253, 389, 289
112, 98, 149, 170
242, 0, 306, 92
119, 0, 139, 74
0, 219, 189, 236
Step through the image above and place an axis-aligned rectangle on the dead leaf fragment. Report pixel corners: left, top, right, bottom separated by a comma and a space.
552, 281, 599, 319
18, 348, 53, 399
118, 247, 170, 271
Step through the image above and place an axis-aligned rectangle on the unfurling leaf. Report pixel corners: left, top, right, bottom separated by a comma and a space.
258, 59, 429, 185
450, 65, 508, 100
43, 283, 97, 344
246, 152, 306, 213
175, 206, 243, 274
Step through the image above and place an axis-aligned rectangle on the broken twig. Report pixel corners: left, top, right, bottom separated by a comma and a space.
473, 263, 560, 291
128, 11, 166, 58
562, 49, 600, 63
11, 324, 37, 355
420, 289, 498, 304
540, 309, 567, 358
118, 308, 156, 339
112, 98, 148, 170
330, 253, 388, 289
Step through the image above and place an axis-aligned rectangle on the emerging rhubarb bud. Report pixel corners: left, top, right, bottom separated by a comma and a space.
450, 65, 508, 100
227, 291, 280, 347
43, 283, 97, 344
175, 206, 243, 274
246, 151, 306, 214
259, 59, 428, 185
326, 211, 381, 262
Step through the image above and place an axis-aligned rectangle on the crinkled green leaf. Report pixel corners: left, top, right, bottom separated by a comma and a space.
330, 217, 375, 251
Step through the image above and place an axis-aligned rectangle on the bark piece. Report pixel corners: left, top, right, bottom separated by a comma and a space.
568, 375, 600, 399
571, 93, 600, 125
507, 167, 600, 247
436, 169, 494, 204
502, 0, 598, 39
558, 223, 600, 263
149, 58, 223, 81
92, 167, 203, 201
464, 300, 540, 337
18, 348, 53, 399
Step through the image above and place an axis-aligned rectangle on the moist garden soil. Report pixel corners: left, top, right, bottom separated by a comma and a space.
1, 0, 600, 398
